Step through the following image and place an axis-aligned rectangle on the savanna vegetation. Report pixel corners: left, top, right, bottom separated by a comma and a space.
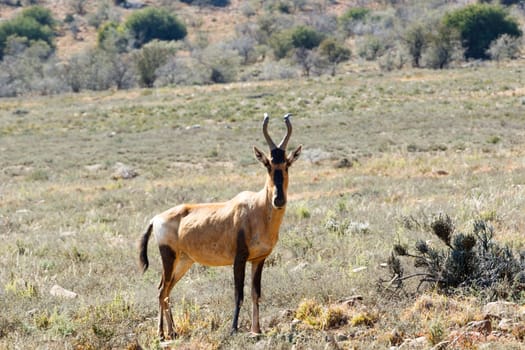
0, 0, 524, 96
2, 0, 525, 349
2, 60, 525, 348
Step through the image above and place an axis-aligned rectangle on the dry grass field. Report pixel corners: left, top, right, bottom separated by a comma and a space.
2, 62, 525, 349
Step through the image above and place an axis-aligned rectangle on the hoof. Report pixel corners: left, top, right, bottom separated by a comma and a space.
249, 332, 264, 340
168, 331, 178, 340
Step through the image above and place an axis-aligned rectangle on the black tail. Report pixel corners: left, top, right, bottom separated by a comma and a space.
139, 222, 153, 273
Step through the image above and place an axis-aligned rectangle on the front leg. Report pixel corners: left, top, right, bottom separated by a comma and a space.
251, 258, 265, 334
232, 230, 249, 333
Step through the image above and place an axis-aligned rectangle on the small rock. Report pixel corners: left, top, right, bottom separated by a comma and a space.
497, 318, 514, 331
483, 301, 519, 319
290, 262, 309, 273
466, 319, 491, 335
111, 162, 138, 180
50, 284, 77, 299
85, 164, 103, 172
59, 231, 76, 237
335, 333, 348, 342
185, 124, 201, 130
448, 331, 484, 347
352, 266, 367, 273
337, 295, 363, 308
398, 336, 429, 349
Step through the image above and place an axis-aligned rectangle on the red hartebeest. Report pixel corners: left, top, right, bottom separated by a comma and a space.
139, 114, 302, 339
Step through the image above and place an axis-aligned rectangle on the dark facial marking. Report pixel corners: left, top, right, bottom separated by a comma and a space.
273, 169, 286, 207
273, 169, 284, 186
270, 149, 286, 164
232, 229, 249, 332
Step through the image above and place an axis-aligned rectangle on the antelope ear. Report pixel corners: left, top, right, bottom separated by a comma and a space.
287, 145, 302, 166
254, 146, 271, 170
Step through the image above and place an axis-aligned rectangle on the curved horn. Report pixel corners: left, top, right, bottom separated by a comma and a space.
262, 113, 277, 150
277, 113, 292, 150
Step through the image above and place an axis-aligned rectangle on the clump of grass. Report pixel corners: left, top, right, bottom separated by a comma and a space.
295, 299, 324, 328
322, 306, 348, 329
4, 277, 38, 298
295, 299, 349, 330
487, 135, 501, 144
381, 214, 525, 301
427, 317, 445, 345
26, 169, 49, 181
350, 312, 375, 327
33, 309, 75, 336
295, 203, 311, 219
324, 211, 370, 236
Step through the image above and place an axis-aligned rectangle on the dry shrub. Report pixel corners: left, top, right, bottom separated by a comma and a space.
382, 215, 525, 301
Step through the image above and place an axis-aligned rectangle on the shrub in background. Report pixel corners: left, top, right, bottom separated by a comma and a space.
198, 42, 242, 83
290, 25, 324, 50
269, 29, 294, 59
0, 36, 66, 97
270, 25, 324, 60
133, 40, 178, 87
0, 6, 56, 59
125, 7, 187, 48
338, 7, 370, 36
421, 23, 464, 69
97, 21, 134, 53
356, 35, 385, 61
318, 37, 350, 75
64, 48, 135, 92
486, 33, 522, 62
154, 56, 209, 86
402, 22, 429, 68
442, 4, 521, 59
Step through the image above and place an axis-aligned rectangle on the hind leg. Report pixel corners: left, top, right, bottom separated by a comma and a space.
157, 245, 175, 340
158, 245, 193, 340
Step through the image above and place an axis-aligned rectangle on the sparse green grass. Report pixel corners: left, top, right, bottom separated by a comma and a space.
1, 62, 525, 348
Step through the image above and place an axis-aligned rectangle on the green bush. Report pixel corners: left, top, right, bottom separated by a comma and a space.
269, 26, 324, 60
318, 38, 350, 76
269, 29, 293, 59
133, 40, 178, 87
0, 6, 56, 59
338, 7, 370, 36
125, 7, 187, 48
421, 24, 463, 69
356, 35, 385, 61
403, 22, 429, 68
97, 21, 132, 53
290, 25, 324, 50
20, 6, 56, 27
442, 4, 521, 59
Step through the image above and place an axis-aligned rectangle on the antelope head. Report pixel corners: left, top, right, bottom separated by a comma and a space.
254, 113, 302, 209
